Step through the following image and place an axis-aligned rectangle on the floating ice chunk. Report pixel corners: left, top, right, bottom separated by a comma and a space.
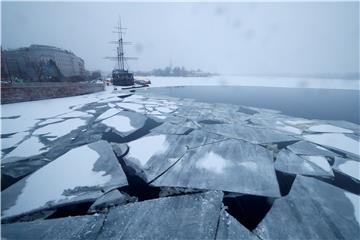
287, 140, 338, 157
96, 108, 121, 121
127, 134, 169, 167
117, 102, 145, 113
156, 106, 177, 113
1, 131, 28, 150
97, 191, 223, 239
101, 111, 147, 136
3, 137, 46, 162
88, 189, 133, 213
303, 133, 360, 157
307, 124, 353, 133
276, 124, 302, 135
1, 141, 128, 220
108, 103, 116, 108
153, 139, 280, 197
57, 111, 91, 119
275, 149, 332, 177
151, 122, 193, 135
344, 192, 360, 224
1, 117, 38, 135
202, 123, 297, 144
33, 118, 86, 140
302, 156, 333, 176
2, 214, 105, 240
86, 109, 96, 114
38, 118, 64, 126
216, 210, 259, 240
125, 130, 226, 182
333, 157, 360, 182
284, 119, 314, 125
254, 176, 360, 239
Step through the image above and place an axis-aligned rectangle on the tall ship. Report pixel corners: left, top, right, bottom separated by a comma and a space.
106, 19, 136, 86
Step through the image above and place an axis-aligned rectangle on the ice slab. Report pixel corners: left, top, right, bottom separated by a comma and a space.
303, 133, 360, 157
302, 156, 333, 176
333, 157, 360, 182
96, 108, 122, 121
202, 123, 297, 144
33, 118, 86, 140
307, 124, 353, 133
88, 189, 133, 212
254, 176, 360, 239
1, 140, 128, 220
1, 131, 28, 150
57, 110, 91, 119
101, 111, 147, 136
151, 121, 193, 135
216, 210, 259, 240
153, 139, 280, 197
3, 136, 47, 163
275, 149, 333, 177
125, 130, 226, 182
117, 102, 146, 113
2, 214, 105, 240
287, 140, 339, 158
97, 191, 223, 239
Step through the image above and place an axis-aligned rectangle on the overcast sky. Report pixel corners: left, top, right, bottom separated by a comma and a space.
2, 2, 359, 76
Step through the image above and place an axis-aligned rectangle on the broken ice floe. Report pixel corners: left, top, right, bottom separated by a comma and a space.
254, 176, 360, 239
2, 136, 46, 163
275, 149, 333, 177
2, 214, 105, 240
97, 191, 223, 239
333, 157, 360, 182
88, 189, 136, 213
33, 118, 86, 140
124, 130, 226, 183
287, 140, 339, 158
307, 124, 354, 133
1, 141, 128, 220
216, 209, 259, 240
303, 133, 360, 158
96, 108, 122, 121
1, 131, 29, 151
101, 111, 147, 136
202, 123, 298, 144
152, 139, 281, 197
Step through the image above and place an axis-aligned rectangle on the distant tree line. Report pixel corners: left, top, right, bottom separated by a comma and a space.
134, 66, 217, 77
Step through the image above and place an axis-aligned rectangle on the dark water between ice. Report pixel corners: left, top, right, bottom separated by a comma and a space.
145, 86, 360, 124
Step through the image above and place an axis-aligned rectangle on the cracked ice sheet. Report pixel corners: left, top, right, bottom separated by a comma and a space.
202, 123, 298, 144
101, 111, 147, 136
303, 133, 360, 158
307, 124, 353, 133
287, 140, 339, 158
275, 149, 333, 177
254, 176, 360, 239
216, 210, 259, 240
97, 191, 223, 240
2, 136, 47, 163
96, 108, 122, 121
333, 157, 360, 181
2, 214, 105, 240
33, 118, 86, 140
1, 141, 128, 220
56, 110, 92, 119
1, 131, 29, 150
117, 102, 146, 113
301, 156, 333, 175
153, 139, 281, 197
125, 130, 226, 183
150, 121, 194, 135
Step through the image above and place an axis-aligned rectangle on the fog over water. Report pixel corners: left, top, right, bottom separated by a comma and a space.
2, 2, 359, 77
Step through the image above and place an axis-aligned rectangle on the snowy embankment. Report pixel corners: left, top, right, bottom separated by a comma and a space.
137, 75, 360, 90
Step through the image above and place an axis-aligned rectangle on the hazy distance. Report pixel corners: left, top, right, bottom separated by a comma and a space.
2, 1, 359, 77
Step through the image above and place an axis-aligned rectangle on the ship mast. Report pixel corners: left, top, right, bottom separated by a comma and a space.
105, 17, 136, 71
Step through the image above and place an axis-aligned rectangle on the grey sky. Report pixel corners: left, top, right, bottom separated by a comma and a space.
2, 1, 359, 75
